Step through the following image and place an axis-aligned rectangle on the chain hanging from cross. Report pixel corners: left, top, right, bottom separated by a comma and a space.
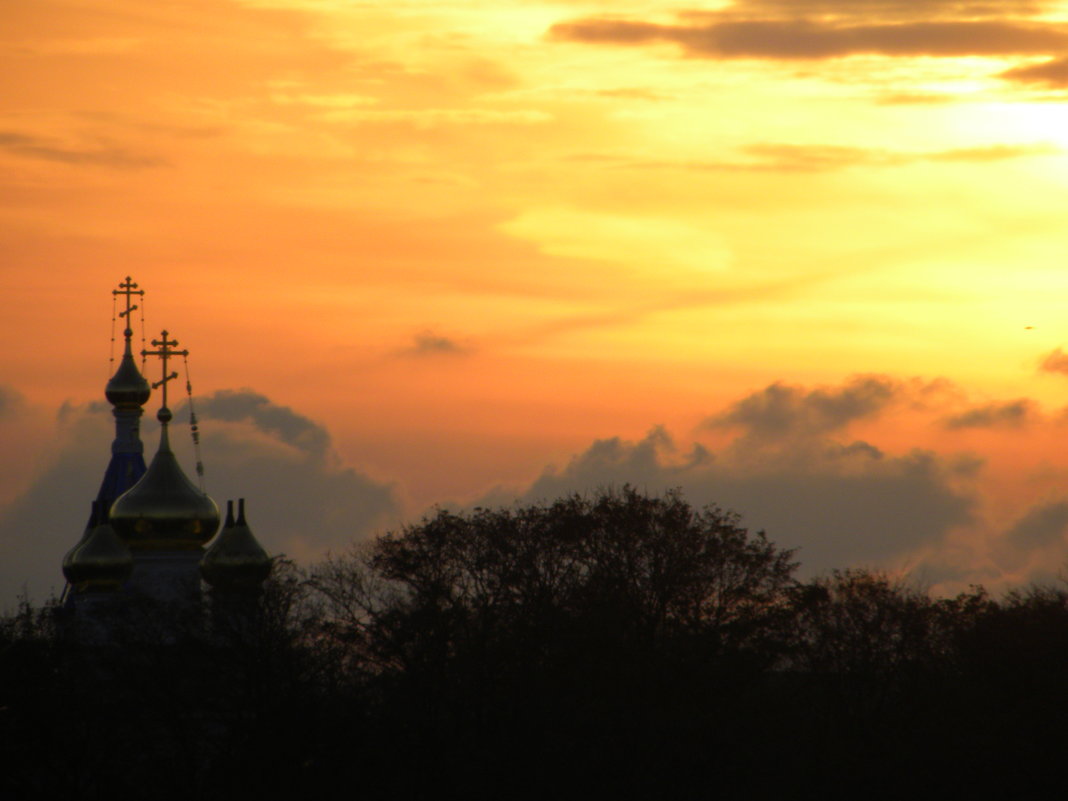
142, 330, 188, 422
112, 276, 144, 349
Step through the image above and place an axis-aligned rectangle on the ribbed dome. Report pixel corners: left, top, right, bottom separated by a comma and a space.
105, 352, 151, 408
110, 425, 220, 550
66, 500, 133, 592
201, 499, 272, 591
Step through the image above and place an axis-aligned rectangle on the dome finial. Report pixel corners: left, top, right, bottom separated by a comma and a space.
112, 276, 143, 358
142, 329, 188, 427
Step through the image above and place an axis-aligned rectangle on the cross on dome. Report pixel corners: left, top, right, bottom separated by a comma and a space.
112, 276, 143, 341
142, 330, 188, 423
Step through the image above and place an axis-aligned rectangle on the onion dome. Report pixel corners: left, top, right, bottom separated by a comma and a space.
110, 416, 220, 550
105, 351, 150, 408
201, 499, 272, 591
62, 504, 97, 584
66, 500, 133, 593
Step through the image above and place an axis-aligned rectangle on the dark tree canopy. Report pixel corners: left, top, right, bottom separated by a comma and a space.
6, 486, 1068, 800
306, 487, 801, 799
313, 485, 797, 662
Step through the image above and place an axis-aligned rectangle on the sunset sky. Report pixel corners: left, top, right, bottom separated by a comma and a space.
6, 0, 1068, 604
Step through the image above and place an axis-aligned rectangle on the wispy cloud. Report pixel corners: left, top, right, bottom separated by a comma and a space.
400, 330, 471, 358
587, 142, 1057, 174
941, 399, 1036, 429
0, 130, 165, 168
316, 108, 552, 127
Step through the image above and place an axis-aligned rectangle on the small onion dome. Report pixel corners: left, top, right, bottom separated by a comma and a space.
66, 500, 133, 593
105, 351, 151, 408
110, 423, 220, 550
62, 503, 97, 584
201, 499, 272, 591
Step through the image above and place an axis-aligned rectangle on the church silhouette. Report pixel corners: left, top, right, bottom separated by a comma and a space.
61, 278, 271, 625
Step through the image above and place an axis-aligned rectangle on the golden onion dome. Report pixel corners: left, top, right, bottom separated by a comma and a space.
201, 499, 272, 591
110, 420, 220, 550
67, 500, 133, 592
105, 351, 151, 408
62, 507, 95, 584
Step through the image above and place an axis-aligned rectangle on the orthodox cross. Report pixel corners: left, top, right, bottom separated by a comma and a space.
112, 276, 143, 340
142, 330, 188, 417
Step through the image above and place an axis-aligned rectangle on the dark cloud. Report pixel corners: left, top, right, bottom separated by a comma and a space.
0, 130, 166, 168
0, 391, 400, 608
1003, 500, 1068, 551
494, 425, 974, 575
942, 399, 1036, 429
0, 385, 23, 421
549, 17, 1068, 60
706, 375, 902, 439
0, 410, 118, 608
1002, 56, 1068, 86
991, 499, 1068, 579
475, 375, 1029, 578
190, 389, 331, 462
1039, 347, 1068, 374
715, 0, 1045, 21
402, 330, 470, 357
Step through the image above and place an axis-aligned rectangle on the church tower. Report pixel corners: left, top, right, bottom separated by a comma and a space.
62, 278, 271, 620
61, 277, 148, 610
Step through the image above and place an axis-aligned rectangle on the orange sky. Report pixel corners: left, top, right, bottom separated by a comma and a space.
6, 0, 1068, 602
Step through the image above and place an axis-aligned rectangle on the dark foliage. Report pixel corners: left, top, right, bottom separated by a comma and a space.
4, 487, 1068, 800
309, 486, 798, 799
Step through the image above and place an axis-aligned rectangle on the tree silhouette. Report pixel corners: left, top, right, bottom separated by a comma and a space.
11, 487, 1068, 799
310, 485, 799, 799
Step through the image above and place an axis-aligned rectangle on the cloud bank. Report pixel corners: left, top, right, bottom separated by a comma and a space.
500, 425, 974, 576
551, 18, 1068, 60
482, 373, 1068, 588
548, 0, 1068, 92
7, 372, 1068, 607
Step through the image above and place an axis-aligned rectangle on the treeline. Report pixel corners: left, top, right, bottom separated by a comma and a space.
3, 487, 1068, 800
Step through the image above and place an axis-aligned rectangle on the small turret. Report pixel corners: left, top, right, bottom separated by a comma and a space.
201, 499, 272, 592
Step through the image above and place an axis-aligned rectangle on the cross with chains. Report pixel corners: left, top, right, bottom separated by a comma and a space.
112, 276, 143, 339
142, 330, 188, 414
